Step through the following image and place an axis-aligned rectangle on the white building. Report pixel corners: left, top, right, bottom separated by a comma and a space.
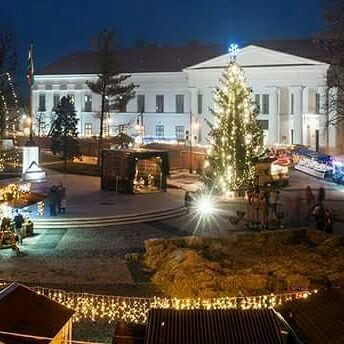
33, 40, 341, 153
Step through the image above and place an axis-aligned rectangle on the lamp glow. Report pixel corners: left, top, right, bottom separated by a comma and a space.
196, 194, 215, 216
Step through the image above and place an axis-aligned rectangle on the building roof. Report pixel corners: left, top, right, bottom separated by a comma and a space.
280, 288, 344, 344
144, 308, 288, 344
38, 39, 331, 76
38, 42, 224, 75
252, 38, 331, 63
0, 283, 74, 344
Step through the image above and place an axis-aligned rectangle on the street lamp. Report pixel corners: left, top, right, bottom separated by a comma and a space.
188, 113, 199, 174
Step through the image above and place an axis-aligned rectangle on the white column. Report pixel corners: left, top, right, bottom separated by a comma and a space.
292, 86, 303, 145
268, 87, 279, 144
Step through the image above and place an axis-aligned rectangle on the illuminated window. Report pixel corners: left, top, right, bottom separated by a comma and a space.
156, 95, 164, 113
156, 125, 164, 137
175, 126, 185, 140
67, 94, 75, 104
85, 123, 92, 136
84, 95, 92, 112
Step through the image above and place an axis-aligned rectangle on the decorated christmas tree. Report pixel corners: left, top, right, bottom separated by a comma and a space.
203, 57, 263, 194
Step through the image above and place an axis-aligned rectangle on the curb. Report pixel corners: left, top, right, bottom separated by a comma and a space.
33, 207, 188, 229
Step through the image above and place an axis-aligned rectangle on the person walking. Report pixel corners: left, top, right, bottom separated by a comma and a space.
305, 186, 315, 220
14, 210, 24, 245
48, 185, 58, 216
313, 203, 326, 231
259, 191, 268, 229
305, 186, 315, 206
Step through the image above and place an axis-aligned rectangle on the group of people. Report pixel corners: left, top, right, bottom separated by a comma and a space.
0, 210, 26, 254
305, 186, 332, 233
47, 184, 66, 216
246, 188, 281, 229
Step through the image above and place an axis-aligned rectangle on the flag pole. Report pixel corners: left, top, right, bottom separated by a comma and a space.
26, 41, 35, 145
29, 78, 33, 143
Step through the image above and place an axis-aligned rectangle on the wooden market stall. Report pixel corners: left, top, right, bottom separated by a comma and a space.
101, 149, 169, 193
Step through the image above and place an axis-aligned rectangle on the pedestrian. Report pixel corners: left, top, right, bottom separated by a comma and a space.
269, 188, 279, 216
13, 210, 24, 245
312, 203, 325, 231
49, 185, 58, 216
305, 186, 315, 206
57, 184, 63, 214
317, 187, 326, 203
259, 191, 268, 229
246, 189, 254, 222
60, 185, 67, 213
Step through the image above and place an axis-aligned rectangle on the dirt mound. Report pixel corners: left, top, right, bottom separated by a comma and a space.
144, 229, 344, 298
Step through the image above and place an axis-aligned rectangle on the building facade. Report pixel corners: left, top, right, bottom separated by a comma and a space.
33, 41, 340, 152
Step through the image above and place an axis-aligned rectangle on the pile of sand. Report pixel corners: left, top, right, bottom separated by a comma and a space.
144, 229, 344, 298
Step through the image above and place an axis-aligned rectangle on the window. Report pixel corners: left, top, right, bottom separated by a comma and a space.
53, 94, 60, 110
85, 123, 92, 136
175, 126, 185, 140
315, 93, 321, 113
39, 121, 46, 136
67, 94, 75, 104
156, 125, 164, 137
38, 94, 46, 111
262, 94, 269, 114
176, 94, 184, 113
255, 94, 260, 112
290, 94, 294, 114
156, 95, 164, 113
84, 95, 92, 112
137, 95, 145, 113
198, 94, 203, 114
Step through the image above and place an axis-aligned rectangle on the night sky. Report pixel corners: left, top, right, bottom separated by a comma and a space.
3, 0, 324, 85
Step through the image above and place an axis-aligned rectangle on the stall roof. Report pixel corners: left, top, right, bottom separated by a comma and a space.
0, 283, 74, 344
144, 308, 288, 344
279, 288, 344, 344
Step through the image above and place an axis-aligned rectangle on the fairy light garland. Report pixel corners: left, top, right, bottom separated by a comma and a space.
0, 282, 318, 324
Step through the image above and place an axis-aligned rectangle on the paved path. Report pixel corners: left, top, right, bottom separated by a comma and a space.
34, 170, 184, 218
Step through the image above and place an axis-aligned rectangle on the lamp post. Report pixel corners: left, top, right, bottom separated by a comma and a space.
188, 113, 199, 174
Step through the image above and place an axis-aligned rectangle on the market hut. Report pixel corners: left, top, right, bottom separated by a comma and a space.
0, 283, 74, 344
101, 149, 169, 193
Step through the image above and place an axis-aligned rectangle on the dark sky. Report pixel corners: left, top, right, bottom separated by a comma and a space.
3, 0, 324, 84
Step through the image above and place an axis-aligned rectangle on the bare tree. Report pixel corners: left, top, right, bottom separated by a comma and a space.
319, 0, 344, 126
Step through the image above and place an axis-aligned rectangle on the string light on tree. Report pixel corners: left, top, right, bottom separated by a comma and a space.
0, 72, 21, 171
203, 44, 264, 193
